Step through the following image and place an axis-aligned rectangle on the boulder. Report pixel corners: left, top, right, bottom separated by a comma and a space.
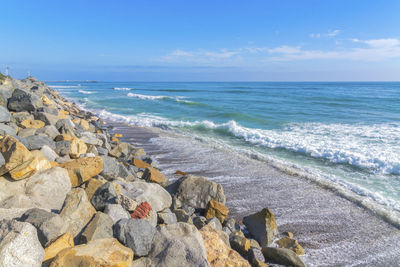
25, 135, 56, 150
13, 111, 33, 124
43, 232, 74, 263
200, 227, 250, 267
116, 180, 172, 212
49, 238, 133, 267
20, 208, 65, 247
193, 216, 207, 230
277, 237, 305, 255
248, 248, 266, 266
0, 123, 16, 136
0, 90, 11, 108
79, 131, 103, 146
17, 127, 37, 138
55, 140, 70, 156
132, 157, 151, 169
114, 218, 156, 257
0, 220, 44, 267
19, 119, 45, 129
0, 106, 11, 123
230, 234, 251, 256
205, 217, 223, 231
262, 247, 306, 267
40, 145, 58, 161
104, 204, 130, 224
84, 178, 106, 200
7, 88, 43, 112
80, 212, 114, 243
41, 94, 54, 107
25, 167, 72, 211
205, 200, 229, 223
59, 188, 96, 237
90, 182, 118, 211
109, 142, 131, 158
59, 156, 103, 187
174, 175, 226, 210
34, 112, 59, 126
157, 209, 177, 225
147, 222, 210, 267
174, 208, 192, 224
36, 125, 59, 139
242, 208, 278, 247
0, 135, 49, 180
100, 155, 131, 180
69, 137, 87, 158
142, 167, 167, 186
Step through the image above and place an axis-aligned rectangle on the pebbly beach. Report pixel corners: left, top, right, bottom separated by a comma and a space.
0, 74, 399, 267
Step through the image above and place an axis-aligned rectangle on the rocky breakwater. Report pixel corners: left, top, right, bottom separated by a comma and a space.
0, 74, 308, 266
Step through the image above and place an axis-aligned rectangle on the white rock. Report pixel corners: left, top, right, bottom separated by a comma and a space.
0, 220, 44, 267
104, 204, 130, 223
40, 145, 58, 161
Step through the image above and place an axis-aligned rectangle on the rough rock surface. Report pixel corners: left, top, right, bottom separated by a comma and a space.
50, 238, 133, 267
147, 222, 210, 267
114, 218, 156, 257
174, 175, 226, 209
0, 220, 44, 267
205, 199, 229, 223
243, 208, 278, 247
7, 88, 43, 112
80, 212, 114, 243
59, 156, 103, 187
277, 237, 305, 255
90, 182, 118, 211
142, 167, 167, 186
262, 247, 306, 267
43, 232, 74, 263
104, 204, 130, 223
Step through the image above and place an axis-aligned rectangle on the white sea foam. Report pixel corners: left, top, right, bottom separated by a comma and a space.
78, 90, 96, 94
49, 85, 80, 88
113, 87, 132, 91
126, 93, 186, 102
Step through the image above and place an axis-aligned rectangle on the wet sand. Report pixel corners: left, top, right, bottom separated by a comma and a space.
109, 122, 400, 266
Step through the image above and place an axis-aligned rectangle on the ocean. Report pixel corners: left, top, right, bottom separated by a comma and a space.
49, 81, 400, 265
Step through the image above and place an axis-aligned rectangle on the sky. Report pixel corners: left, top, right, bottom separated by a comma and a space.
1, 0, 400, 81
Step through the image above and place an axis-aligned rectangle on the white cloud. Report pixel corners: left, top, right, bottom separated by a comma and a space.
161, 49, 238, 63
310, 29, 341, 38
267, 45, 301, 54
352, 38, 400, 48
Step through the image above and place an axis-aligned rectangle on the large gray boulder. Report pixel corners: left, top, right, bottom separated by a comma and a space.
12, 111, 33, 124
55, 140, 70, 156
90, 182, 118, 211
7, 88, 43, 112
116, 180, 172, 212
0, 106, 11, 123
0, 123, 16, 136
19, 208, 65, 247
100, 155, 132, 180
79, 131, 103, 146
25, 135, 56, 150
36, 125, 59, 139
147, 222, 210, 267
0, 90, 11, 107
33, 112, 58, 126
243, 208, 278, 247
40, 145, 58, 161
104, 204, 130, 223
114, 218, 156, 257
262, 247, 306, 267
80, 212, 113, 243
0, 220, 44, 267
173, 175, 225, 209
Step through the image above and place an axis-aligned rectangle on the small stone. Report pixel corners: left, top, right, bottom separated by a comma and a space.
276, 237, 305, 255
205, 199, 229, 223
119, 194, 139, 212
174, 208, 192, 224
142, 167, 167, 186
43, 232, 74, 263
206, 217, 223, 231
282, 231, 294, 238
158, 209, 177, 225
80, 212, 114, 243
249, 238, 261, 249
0, 219, 44, 267
40, 145, 58, 161
55, 140, 70, 156
114, 218, 156, 257
41, 94, 54, 106
132, 157, 151, 169
262, 247, 306, 267
90, 182, 118, 211
193, 216, 207, 229
20, 119, 45, 129
243, 208, 278, 247
59, 156, 103, 187
104, 204, 130, 223
69, 137, 87, 158
50, 238, 133, 267
230, 234, 251, 256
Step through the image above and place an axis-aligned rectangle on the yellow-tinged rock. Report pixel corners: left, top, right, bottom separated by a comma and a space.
96, 130, 102, 134
73, 118, 90, 131
205, 200, 229, 223
112, 137, 120, 142
44, 232, 74, 262
60, 110, 69, 115
42, 94, 54, 107
200, 227, 250, 267
57, 110, 68, 119
132, 158, 151, 169
49, 238, 133, 267
59, 157, 103, 187
69, 137, 87, 158
276, 237, 305, 255
20, 119, 45, 129
30, 150, 52, 172
0, 135, 44, 180
49, 161, 59, 167
114, 133, 123, 138
85, 178, 106, 200
54, 134, 73, 142
142, 167, 167, 186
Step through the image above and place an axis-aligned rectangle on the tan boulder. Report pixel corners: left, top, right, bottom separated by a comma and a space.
57, 110, 68, 119
277, 237, 305, 255
69, 137, 87, 158
205, 200, 229, 223
59, 156, 103, 187
20, 119, 45, 129
42, 94, 54, 107
142, 167, 167, 186
49, 238, 133, 267
72, 118, 90, 131
200, 227, 250, 267
243, 208, 278, 247
0, 135, 51, 180
132, 157, 151, 169
84, 178, 106, 200
44, 232, 74, 263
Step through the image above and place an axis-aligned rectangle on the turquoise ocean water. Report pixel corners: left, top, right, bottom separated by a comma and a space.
50, 81, 400, 224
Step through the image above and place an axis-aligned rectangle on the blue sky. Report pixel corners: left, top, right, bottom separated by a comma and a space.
1, 0, 400, 81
